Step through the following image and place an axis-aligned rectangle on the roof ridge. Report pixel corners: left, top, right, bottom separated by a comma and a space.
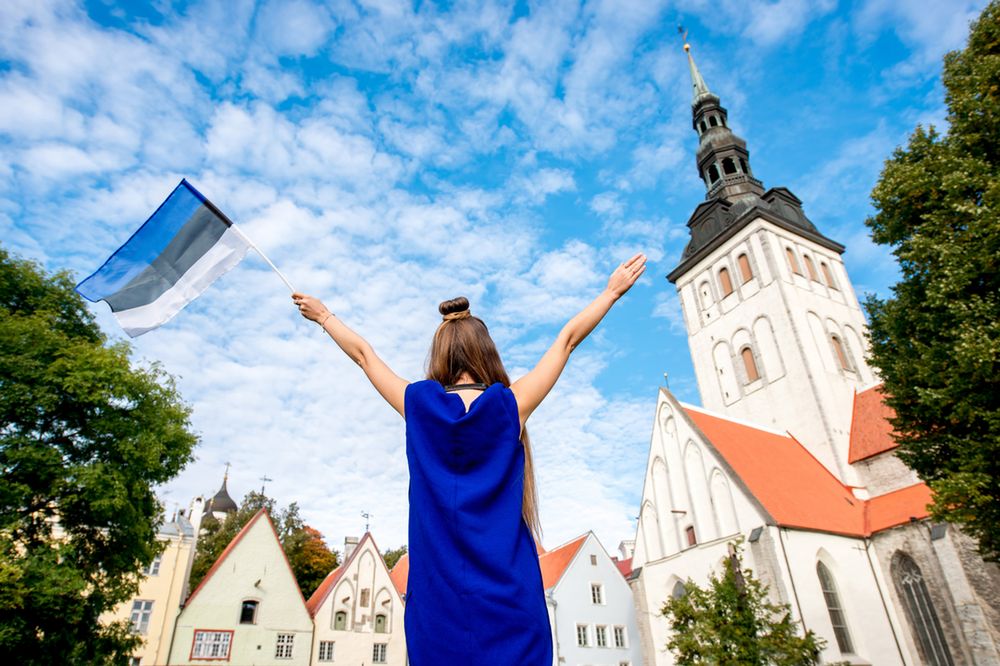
680, 401, 791, 437
184, 508, 267, 607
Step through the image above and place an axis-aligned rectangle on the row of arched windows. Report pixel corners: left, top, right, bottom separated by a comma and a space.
333, 610, 390, 633
703, 155, 751, 185
718, 253, 754, 298
697, 113, 726, 135
786, 245, 838, 290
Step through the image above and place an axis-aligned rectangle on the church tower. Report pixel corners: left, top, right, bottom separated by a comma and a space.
667, 43, 876, 480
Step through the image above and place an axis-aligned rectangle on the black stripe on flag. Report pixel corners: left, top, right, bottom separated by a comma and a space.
105, 205, 229, 312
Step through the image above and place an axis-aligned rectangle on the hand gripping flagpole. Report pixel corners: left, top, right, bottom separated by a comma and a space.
229, 224, 296, 293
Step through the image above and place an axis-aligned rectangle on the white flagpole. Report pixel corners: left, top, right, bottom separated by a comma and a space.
229, 224, 296, 293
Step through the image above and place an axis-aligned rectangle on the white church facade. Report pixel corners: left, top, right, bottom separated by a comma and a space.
629, 42, 1000, 666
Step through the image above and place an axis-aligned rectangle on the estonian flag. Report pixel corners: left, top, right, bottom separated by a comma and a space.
76, 179, 252, 337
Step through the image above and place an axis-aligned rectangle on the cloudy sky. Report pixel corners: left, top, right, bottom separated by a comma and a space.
1, 0, 986, 555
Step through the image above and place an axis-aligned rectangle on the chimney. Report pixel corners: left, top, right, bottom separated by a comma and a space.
344, 536, 359, 560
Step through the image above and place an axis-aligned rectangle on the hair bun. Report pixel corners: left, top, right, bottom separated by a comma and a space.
439, 297, 470, 317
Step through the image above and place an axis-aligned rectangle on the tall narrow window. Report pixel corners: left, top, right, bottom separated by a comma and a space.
372, 643, 388, 664
708, 164, 720, 183
804, 255, 820, 282
737, 253, 753, 283
741, 347, 760, 383
786, 247, 802, 275
130, 600, 153, 635
672, 581, 687, 599
722, 157, 737, 174
718, 267, 734, 297
334, 610, 347, 630
239, 600, 258, 625
685, 526, 697, 546
360, 588, 370, 607
892, 553, 955, 666
830, 335, 850, 371
614, 625, 626, 648
709, 116, 719, 127
375, 614, 387, 633
596, 625, 608, 647
816, 562, 854, 654
318, 641, 335, 662
577, 624, 590, 647
821, 262, 838, 289
739, 157, 749, 173
591, 583, 604, 605
699, 120, 707, 133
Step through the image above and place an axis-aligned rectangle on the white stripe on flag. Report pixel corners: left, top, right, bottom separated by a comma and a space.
113, 227, 251, 337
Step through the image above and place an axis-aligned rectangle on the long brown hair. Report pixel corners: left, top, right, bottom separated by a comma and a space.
428, 296, 542, 545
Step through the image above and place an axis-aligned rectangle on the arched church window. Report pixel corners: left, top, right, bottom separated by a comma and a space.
699, 281, 713, 309
722, 157, 737, 175
685, 525, 697, 546
375, 614, 387, 633
804, 255, 820, 282
739, 157, 749, 173
334, 611, 348, 631
892, 553, 955, 666
740, 347, 759, 383
830, 335, 851, 371
699, 120, 707, 133
708, 164, 720, 183
821, 262, 838, 289
737, 253, 753, 283
718, 267, 734, 297
709, 116, 719, 127
671, 581, 687, 599
816, 562, 854, 655
785, 247, 802, 275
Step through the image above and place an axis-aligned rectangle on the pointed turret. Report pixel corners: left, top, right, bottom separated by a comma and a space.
205, 469, 238, 519
684, 43, 713, 105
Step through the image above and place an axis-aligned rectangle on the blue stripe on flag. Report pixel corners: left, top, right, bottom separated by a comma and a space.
76, 180, 210, 302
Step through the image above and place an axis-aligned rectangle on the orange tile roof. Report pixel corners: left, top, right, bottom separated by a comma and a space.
538, 534, 587, 589
849, 384, 899, 463
389, 553, 409, 597
613, 557, 633, 578
682, 405, 931, 537
305, 532, 379, 617
185, 508, 307, 608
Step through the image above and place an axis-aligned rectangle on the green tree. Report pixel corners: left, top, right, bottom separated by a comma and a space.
661, 544, 825, 666
0, 248, 198, 664
189, 491, 338, 597
382, 544, 407, 571
864, 1, 1000, 560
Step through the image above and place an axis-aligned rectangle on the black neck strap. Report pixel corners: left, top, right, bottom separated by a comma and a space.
444, 382, 489, 392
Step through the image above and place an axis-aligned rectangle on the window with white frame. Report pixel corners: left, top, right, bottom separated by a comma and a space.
614, 625, 626, 648
373, 642, 387, 663
142, 554, 162, 576
275, 633, 294, 659
596, 625, 608, 647
129, 658, 141, 666
130, 600, 153, 635
191, 630, 232, 659
576, 624, 589, 647
318, 640, 335, 662
590, 583, 604, 604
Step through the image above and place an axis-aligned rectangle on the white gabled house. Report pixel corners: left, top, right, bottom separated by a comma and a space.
540, 532, 643, 666
168, 508, 313, 665
306, 533, 406, 666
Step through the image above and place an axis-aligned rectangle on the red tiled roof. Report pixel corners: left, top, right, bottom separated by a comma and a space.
389, 553, 409, 597
613, 557, 633, 578
849, 384, 899, 463
305, 532, 380, 617
185, 509, 307, 608
683, 405, 931, 537
538, 534, 587, 589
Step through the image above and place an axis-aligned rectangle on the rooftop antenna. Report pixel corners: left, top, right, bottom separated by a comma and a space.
259, 475, 273, 494
361, 511, 372, 533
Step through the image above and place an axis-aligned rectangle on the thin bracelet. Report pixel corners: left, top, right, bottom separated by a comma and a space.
318, 312, 333, 327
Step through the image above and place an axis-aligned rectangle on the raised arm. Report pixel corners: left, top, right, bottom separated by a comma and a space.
292, 293, 408, 418
510, 253, 646, 425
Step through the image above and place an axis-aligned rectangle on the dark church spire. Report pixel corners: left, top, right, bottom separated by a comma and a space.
684, 41, 764, 202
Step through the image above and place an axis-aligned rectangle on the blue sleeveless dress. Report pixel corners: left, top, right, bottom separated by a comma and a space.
403, 380, 552, 665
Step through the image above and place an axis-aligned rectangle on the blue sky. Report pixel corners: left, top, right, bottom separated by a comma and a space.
1, 0, 986, 553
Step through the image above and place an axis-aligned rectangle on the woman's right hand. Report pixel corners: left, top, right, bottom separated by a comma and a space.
292, 292, 331, 324
606, 252, 647, 300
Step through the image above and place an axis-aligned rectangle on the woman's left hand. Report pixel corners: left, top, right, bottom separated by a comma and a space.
291, 292, 330, 324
